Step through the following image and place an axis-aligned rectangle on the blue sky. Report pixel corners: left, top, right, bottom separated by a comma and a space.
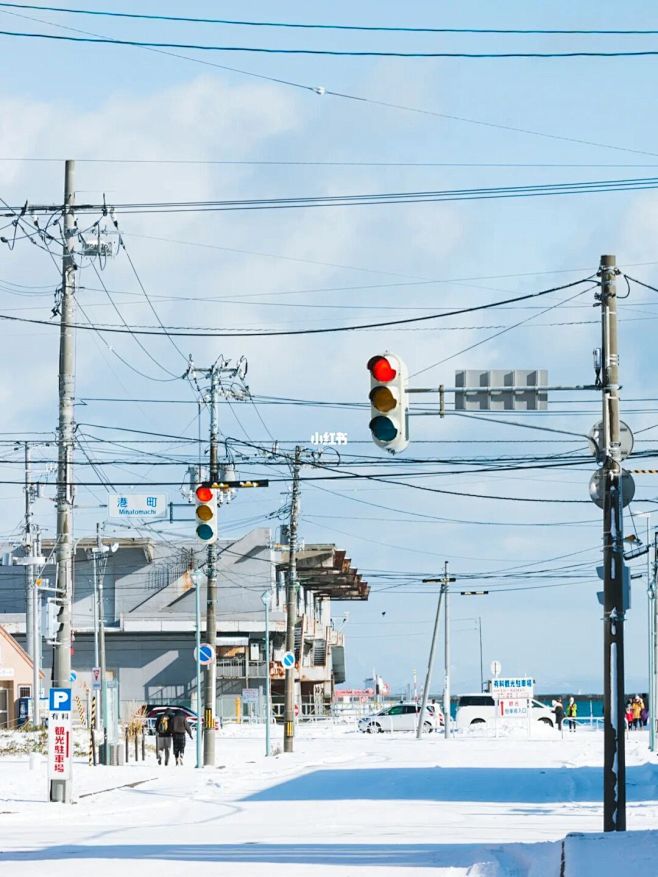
2, 1, 658, 695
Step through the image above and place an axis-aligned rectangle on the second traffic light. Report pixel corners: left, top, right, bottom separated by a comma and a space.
195, 485, 218, 544
367, 352, 409, 454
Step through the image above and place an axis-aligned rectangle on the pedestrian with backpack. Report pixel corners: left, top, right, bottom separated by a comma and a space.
171, 709, 193, 765
155, 709, 174, 765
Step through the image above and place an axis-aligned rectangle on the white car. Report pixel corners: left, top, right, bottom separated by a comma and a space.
455, 693, 554, 731
358, 702, 443, 734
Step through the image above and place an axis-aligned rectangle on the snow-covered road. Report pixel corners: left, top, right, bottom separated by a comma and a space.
1, 724, 657, 876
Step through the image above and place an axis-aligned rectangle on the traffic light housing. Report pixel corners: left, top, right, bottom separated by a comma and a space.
367, 353, 409, 453
195, 485, 218, 544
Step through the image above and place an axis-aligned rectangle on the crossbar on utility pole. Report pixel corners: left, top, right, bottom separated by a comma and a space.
284, 446, 301, 753
599, 253, 627, 832
51, 159, 76, 804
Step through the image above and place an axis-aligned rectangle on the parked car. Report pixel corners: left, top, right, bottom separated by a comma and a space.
455, 693, 554, 731
144, 705, 198, 735
358, 702, 443, 734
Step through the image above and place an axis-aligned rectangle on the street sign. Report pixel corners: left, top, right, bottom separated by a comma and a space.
587, 420, 634, 462
69, 671, 77, 683
455, 369, 548, 411
91, 667, 101, 690
490, 660, 502, 678
282, 651, 295, 669
195, 643, 215, 666
48, 687, 72, 782
108, 494, 167, 520
589, 468, 636, 509
242, 688, 259, 704
491, 677, 534, 699
49, 688, 72, 712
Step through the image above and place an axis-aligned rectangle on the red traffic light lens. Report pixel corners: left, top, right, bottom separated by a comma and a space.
368, 355, 397, 382
195, 486, 213, 502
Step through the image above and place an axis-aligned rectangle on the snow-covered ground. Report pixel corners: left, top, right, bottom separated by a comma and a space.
1, 723, 657, 876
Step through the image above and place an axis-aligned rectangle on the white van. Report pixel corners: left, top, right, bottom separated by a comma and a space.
455, 693, 554, 731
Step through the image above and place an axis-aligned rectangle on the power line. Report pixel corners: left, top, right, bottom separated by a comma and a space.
0, 277, 595, 337
5, 5, 658, 36
4, 4, 656, 164
7, 27, 658, 58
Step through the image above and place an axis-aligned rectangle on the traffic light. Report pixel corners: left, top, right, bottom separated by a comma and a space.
195, 485, 218, 544
367, 352, 409, 453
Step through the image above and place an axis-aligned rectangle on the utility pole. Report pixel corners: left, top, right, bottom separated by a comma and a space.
421, 564, 456, 737
94, 524, 110, 765
284, 445, 301, 753
186, 356, 249, 767
416, 583, 444, 738
24, 442, 34, 659
443, 565, 451, 740
198, 365, 221, 767
51, 159, 76, 804
32, 526, 42, 725
649, 530, 658, 752
599, 254, 626, 832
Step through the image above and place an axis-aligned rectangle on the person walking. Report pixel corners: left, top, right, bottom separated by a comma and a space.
553, 697, 564, 732
155, 708, 174, 766
171, 709, 193, 765
566, 697, 577, 732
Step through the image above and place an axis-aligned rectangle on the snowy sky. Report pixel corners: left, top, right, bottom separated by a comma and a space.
2, 1, 658, 695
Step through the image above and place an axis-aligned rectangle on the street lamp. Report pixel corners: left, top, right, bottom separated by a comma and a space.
190, 568, 205, 769
261, 590, 272, 757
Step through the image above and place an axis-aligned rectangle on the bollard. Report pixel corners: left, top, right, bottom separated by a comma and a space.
134, 733, 138, 762
125, 728, 129, 763
141, 730, 145, 761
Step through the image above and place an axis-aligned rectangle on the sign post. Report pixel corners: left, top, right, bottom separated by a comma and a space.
48, 688, 72, 800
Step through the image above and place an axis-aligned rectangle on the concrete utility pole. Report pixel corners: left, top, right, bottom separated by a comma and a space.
420, 564, 456, 738
24, 443, 35, 658
94, 524, 110, 765
51, 159, 76, 804
416, 583, 444, 739
203, 365, 220, 767
649, 530, 658, 752
599, 254, 627, 832
443, 565, 452, 740
284, 445, 302, 753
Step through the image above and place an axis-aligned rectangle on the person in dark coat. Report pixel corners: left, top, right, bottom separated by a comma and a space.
553, 697, 565, 731
171, 709, 193, 765
155, 708, 174, 765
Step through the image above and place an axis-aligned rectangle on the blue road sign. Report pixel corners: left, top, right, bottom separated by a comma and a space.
195, 643, 215, 666
69, 671, 77, 683
282, 651, 295, 669
49, 688, 72, 712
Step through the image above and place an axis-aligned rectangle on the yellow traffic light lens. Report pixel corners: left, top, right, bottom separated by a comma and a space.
196, 506, 214, 522
369, 386, 397, 412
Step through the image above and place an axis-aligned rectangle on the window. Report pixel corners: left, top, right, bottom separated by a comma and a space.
388, 705, 404, 715
458, 695, 495, 707
19, 685, 31, 698
403, 705, 417, 714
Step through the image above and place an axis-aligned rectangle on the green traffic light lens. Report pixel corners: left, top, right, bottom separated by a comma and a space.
369, 415, 398, 442
196, 523, 215, 541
